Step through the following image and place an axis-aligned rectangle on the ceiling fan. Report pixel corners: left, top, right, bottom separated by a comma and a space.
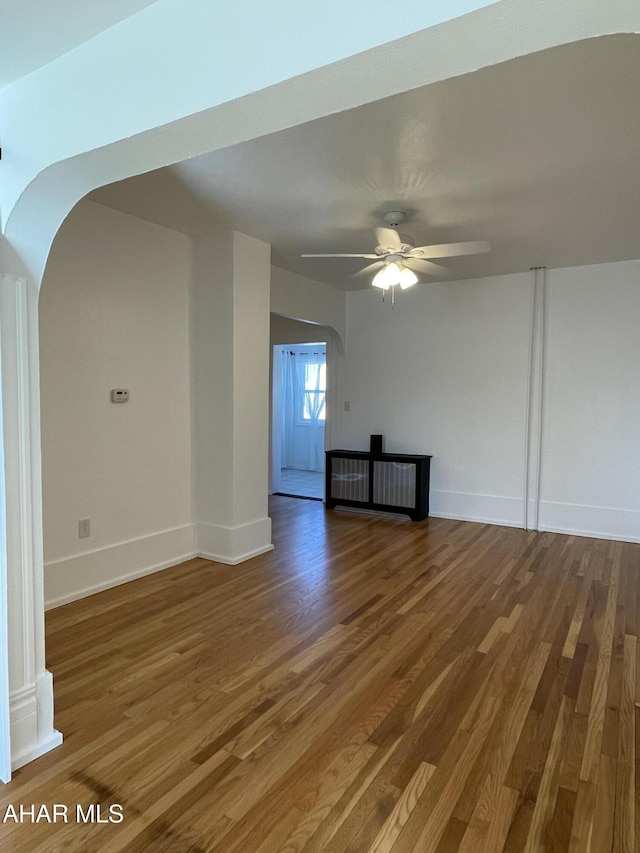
301, 211, 490, 292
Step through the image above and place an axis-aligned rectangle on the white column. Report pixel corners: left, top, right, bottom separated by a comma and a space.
192, 230, 273, 563
0, 273, 62, 772
523, 267, 547, 531
0, 278, 12, 782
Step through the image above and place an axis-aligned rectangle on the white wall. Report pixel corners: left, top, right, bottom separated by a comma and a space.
540, 260, 640, 539
338, 260, 640, 541
39, 201, 194, 607
40, 214, 342, 605
271, 267, 346, 348
340, 274, 531, 526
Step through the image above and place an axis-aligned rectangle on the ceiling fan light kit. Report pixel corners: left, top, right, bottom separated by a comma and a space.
372, 262, 418, 291
301, 210, 490, 300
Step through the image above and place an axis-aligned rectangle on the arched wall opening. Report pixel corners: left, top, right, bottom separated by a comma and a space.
269, 315, 344, 500
1, 2, 636, 776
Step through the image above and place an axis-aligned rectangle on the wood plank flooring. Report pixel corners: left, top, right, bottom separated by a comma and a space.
1, 497, 638, 851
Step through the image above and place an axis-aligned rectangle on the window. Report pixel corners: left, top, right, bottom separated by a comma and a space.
302, 361, 326, 421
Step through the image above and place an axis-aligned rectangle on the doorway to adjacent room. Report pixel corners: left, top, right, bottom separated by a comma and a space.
272, 342, 326, 500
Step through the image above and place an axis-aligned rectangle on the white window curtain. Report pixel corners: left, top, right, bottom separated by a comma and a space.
281, 347, 326, 472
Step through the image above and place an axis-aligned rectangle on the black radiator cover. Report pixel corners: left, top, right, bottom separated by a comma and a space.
325, 447, 431, 521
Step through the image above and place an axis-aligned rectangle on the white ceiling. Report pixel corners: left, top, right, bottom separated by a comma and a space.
89, 34, 640, 291
0, 0, 158, 88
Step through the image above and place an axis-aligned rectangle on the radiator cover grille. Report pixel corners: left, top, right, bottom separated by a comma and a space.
330, 458, 369, 502
373, 461, 417, 508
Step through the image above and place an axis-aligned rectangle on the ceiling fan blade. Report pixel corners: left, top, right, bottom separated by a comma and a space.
375, 227, 402, 251
350, 261, 385, 279
403, 258, 449, 277
300, 253, 381, 259
408, 240, 491, 259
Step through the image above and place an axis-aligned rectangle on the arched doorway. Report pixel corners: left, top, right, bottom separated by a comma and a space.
2, 2, 625, 776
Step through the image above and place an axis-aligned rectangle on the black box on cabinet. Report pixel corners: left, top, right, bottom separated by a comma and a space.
369, 434, 384, 456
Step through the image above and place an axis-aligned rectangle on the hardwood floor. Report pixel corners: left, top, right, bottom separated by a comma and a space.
1, 497, 638, 851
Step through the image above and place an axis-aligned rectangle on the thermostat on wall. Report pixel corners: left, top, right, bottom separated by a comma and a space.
111, 389, 129, 403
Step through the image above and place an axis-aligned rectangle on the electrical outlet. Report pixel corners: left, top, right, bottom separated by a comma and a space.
78, 518, 90, 539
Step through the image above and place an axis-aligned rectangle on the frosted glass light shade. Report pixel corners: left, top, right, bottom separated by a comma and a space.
372, 262, 399, 289
398, 267, 418, 289
372, 261, 418, 291
372, 268, 391, 289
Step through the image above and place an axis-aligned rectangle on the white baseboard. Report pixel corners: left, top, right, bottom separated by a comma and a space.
44, 524, 196, 610
429, 490, 524, 528
538, 500, 640, 544
196, 517, 273, 564
10, 671, 62, 771
12, 730, 63, 772
44, 517, 276, 610
428, 491, 640, 544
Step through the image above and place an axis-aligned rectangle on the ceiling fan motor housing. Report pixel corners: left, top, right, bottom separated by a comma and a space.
383, 210, 407, 228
